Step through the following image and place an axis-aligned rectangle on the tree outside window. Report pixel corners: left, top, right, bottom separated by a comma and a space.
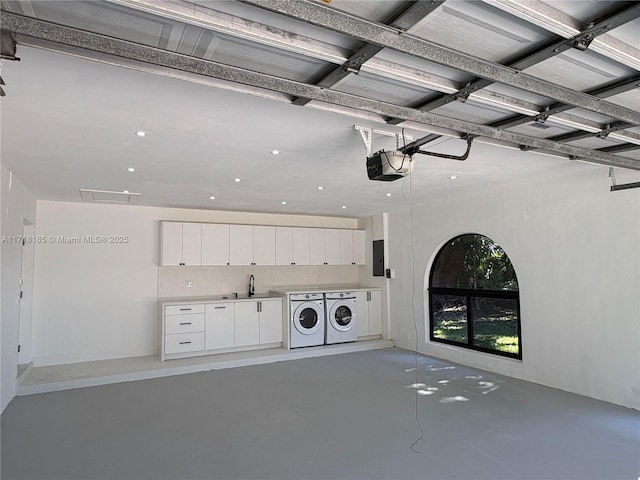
429, 234, 521, 359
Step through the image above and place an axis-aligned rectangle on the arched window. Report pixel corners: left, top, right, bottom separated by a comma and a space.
429, 234, 521, 359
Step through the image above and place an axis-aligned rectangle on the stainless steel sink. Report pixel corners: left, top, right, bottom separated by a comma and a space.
216, 293, 277, 300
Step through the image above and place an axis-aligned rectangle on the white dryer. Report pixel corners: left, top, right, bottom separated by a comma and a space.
289, 293, 325, 348
324, 292, 358, 344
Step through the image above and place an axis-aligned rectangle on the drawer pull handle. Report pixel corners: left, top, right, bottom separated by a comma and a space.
179, 341, 192, 345
179, 322, 192, 325
179, 308, 192, 311
214, 306, 226, 309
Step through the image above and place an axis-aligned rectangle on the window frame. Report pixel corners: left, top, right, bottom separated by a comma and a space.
428, 235, 522, 360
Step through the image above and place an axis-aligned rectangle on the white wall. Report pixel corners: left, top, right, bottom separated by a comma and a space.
1, 166, 37, 412
32, 201, 357, 366
387, 167, 640, 410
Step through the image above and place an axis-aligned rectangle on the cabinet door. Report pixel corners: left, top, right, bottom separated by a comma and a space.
234, 301, 260, 347
308, 228, 326, 265
202, 224, 230, 266
340, 230, 353, 265
292, 227, 310, 265
165, 332, 205, 355
325, 229, 341, 265
229, 225, 254, 265
355, 291, 370, 337
275, 227, 293, 266
368, 290, 382, 336
259, 299, 283, 344
205, 303, 235, 350
160, 222, 183, 266
352, 230, 366, 265
182, 223, 202, 266
253, 226, 276, 265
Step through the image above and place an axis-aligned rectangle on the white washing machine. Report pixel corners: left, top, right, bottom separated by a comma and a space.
289, 293, 325, 348
324, 292, 358, 344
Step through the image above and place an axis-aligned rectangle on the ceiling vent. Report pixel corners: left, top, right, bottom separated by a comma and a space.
79, 189, 141, 204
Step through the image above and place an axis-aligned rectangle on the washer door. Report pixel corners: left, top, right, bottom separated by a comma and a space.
329, 301, 356, 332
293, 302, 322, 335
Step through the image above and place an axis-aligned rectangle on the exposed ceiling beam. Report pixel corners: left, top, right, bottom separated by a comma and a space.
239, 0, 640, 125
103, 0, 635, 141
487, 0, 640, 71
491, 75, 640, 131
598, 144, 640, 154
292, 0, 445, 106
388, 2, 640, 124
546, 121, 633, 144
1, 12, 638, 171
105, 0, 349, 63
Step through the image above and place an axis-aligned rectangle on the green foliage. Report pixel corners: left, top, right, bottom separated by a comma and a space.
432, 298, 519, 355
432, 235, 518, 291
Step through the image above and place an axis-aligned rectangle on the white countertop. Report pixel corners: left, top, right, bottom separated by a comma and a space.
159, 294, 283, 305
269, 285, 381, 295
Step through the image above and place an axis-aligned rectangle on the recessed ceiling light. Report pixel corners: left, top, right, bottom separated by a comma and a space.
210, 196, 216, 200
317, 186, 324, 190
234, 178, 241, 182
281, 201, 287, 205
342, 205, 347, 209
386, 193, 391, 197
135, 131, 147, 137
271, 149, 281, 155
450, 175, 457, 180
127, 167, 136, 172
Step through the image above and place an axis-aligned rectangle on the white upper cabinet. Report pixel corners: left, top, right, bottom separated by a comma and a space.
340, 229, 366, 265
352, 230, 366, 265
277, 227, 310, 265
339, 229, 366, 265
292, 227, 310, 265
275, 227, 293, 265
253, 226, 276, 265
340, 230, 354, 265
309, 228, 326, 265
324, 229, 341, 265
182, 223, 202, 265
307, 228, 363, 265
161, 222, 183, 266
229, 225, 275, 266
160, 222, 202, 266
202, 223, 230, 266
162, 222, 363, 267
229, 224, 254, 265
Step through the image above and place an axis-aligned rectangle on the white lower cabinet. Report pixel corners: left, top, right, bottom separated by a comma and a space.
234, 301, 261, 347
234, 299, 283, 347
205, 303, 235, 350
163, 303, 206, 358
165, 332, 205, 355
258, 299, 283, 344
355, 290, 382, 337
162, 297, 283, 360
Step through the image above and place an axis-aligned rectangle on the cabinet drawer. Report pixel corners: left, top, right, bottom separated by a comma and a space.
165, 314, 205, 334
165, 304, 205, 315
165, 332, 205, 355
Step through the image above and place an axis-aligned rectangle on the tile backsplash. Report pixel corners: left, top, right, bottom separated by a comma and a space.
158, 265, 359, 298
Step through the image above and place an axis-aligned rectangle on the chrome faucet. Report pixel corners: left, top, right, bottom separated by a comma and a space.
249, 274, 255, 297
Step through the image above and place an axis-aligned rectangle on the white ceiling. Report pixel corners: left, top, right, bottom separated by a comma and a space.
1, 0, 639, 218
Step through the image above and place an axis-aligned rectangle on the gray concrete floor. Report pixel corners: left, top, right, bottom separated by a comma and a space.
2, 348, 639, 480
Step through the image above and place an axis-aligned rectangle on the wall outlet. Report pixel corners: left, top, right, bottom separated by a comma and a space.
185, 280, 193, 288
